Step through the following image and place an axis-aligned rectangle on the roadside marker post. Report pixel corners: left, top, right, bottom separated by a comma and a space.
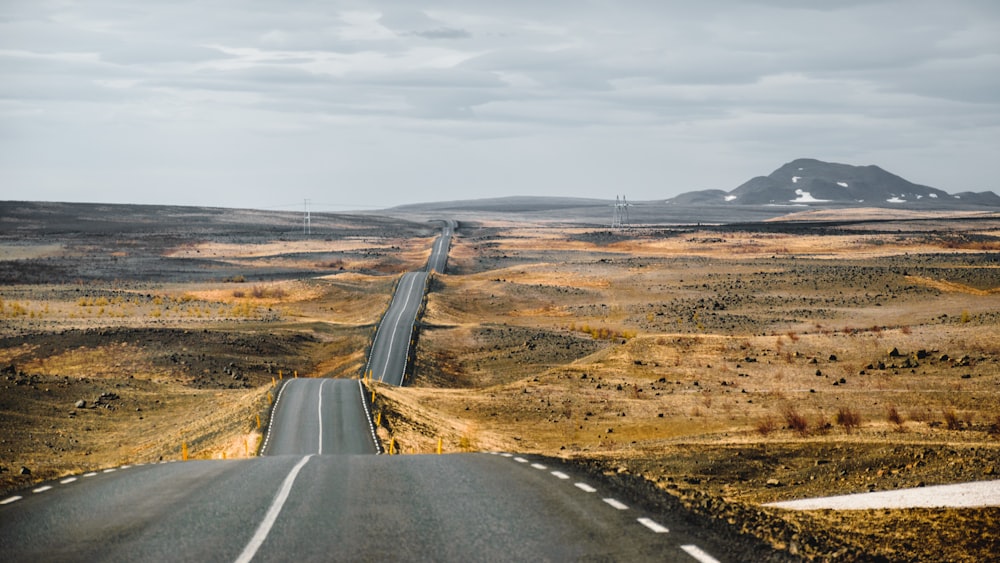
294, 370, 298, 378
182, 442, 188, 461
256, 414, 261, 429
279, 370, 283, 380
437, 438, 442, 455
375, 412, 381, 426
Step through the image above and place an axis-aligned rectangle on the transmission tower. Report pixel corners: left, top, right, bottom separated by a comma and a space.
612, 195, 631, 230
303, 199, 311, 235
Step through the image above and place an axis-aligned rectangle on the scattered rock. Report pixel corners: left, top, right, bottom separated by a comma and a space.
766, 478, 782, 488
20, 466, 31, 475
75, 400, 86, 408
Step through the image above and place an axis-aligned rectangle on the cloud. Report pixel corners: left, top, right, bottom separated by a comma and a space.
1, 0, 998, 207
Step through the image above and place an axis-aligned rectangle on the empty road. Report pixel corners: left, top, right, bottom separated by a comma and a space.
0, 220, 756, 562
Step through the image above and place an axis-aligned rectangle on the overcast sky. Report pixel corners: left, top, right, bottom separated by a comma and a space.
2, 1, 998, 210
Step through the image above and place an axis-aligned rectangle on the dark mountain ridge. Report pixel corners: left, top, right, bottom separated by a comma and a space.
670, 158, 1000, 207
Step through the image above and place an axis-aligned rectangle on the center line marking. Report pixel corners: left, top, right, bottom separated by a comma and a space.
637, 517, 669, 533
531, 463, 547, 470
575, 482, 597, 493
33, 486, 52, 493
681, 545, 721, 563
551, 471, 570, 480
235, 455, 312, 563
603, 498, 629, 510
1, 496, 22, 505
83, 472, 97, 477
513, 457, 528, 463
500, 453, 513, 458
103, 468, 116, 473
60, 477, 77, 484
317, 380, 325, 455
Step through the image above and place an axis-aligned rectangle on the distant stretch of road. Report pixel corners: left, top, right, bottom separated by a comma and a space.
260, 379, 378, 456
426, 219, 456, 274
0, 220, 740, 562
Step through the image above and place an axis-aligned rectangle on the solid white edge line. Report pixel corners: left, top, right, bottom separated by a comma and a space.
60, 477, 77, 484
234, 455, 312, 563
551, 471, 570, 480
603, 498, 629, 510
637, 517, 669, 533
531, 463, 547, 470
317, 380, 324, 455
357, 379, 382, 454
680, 544, 721, 563
33, 486, 52, 493
1, 496, 22, 505
575, 482, 597, 493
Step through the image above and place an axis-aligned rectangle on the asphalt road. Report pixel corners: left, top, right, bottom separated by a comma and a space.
0, 453, 733, 562
426, 219, 455, 274
260, 378, 379, 456
364, 270, 427, 386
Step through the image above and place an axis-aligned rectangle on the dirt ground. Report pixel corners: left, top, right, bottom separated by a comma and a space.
3, 201, 1000, 561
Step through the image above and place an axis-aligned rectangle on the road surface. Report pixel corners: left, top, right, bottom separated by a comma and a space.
260, 378, 379, 456
0, 453, 734, 562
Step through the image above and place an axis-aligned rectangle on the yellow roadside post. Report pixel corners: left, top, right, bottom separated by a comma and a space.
279, 370, 283, 380
271, 377, 276, 387
294, 370, 298, 378
256, 414, 261, 429
437, 438, 442, 455
182, 442, 188, 461
375, 412, 381, 426
268, 391, 273, 404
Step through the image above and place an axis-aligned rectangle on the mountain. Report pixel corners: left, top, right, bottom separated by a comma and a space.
669, 158, 1000, 207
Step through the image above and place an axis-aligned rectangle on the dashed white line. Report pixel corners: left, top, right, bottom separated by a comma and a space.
32, 486, 52, 494
637, 517, 669, 533
530, 463, 547, 470
60, 477, 77, 484
513, 457, 528, 464
234, 455, 313, 563
575, 482, 597, 493
551, 471, 570, 480
500, 453, 513, 458
681, 544, 720, 563
103, 468, 117, 473
83, 472, 97, 477
1, 496, 22, 505
120, 465, 131, 470
602, 498, 629, 510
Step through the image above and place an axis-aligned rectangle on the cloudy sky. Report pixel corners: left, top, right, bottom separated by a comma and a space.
2, 1, 998, 210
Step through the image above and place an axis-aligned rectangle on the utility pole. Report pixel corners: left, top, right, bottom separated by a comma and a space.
612, 195, 630, 230
303, 199, 311, 236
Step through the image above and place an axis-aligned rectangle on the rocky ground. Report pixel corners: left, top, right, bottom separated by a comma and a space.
3, 202, 999, 561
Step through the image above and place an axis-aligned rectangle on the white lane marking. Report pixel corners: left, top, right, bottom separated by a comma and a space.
513, 457, 528, 463
531, 463, 547, 470
83, 472, 97, 477
500, 453, 513, 458
234, 455, 313, 563
33, 486, 52, 493
60, 477, 78, 484
317, 379, 325, 455
259, 378, 292, 456
551, 471, 570, 480
575, 482, 597, 493
681, 544, 721, 563
637, 517, 669, 533
103, 468, 116, 473
120, 465, 131, 469
357, 379, 382, 454
603, 498, 629, 510
1, 496, 22, 505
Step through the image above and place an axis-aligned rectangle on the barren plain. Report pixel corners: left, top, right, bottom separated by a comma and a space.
2, 201, 1000, 561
